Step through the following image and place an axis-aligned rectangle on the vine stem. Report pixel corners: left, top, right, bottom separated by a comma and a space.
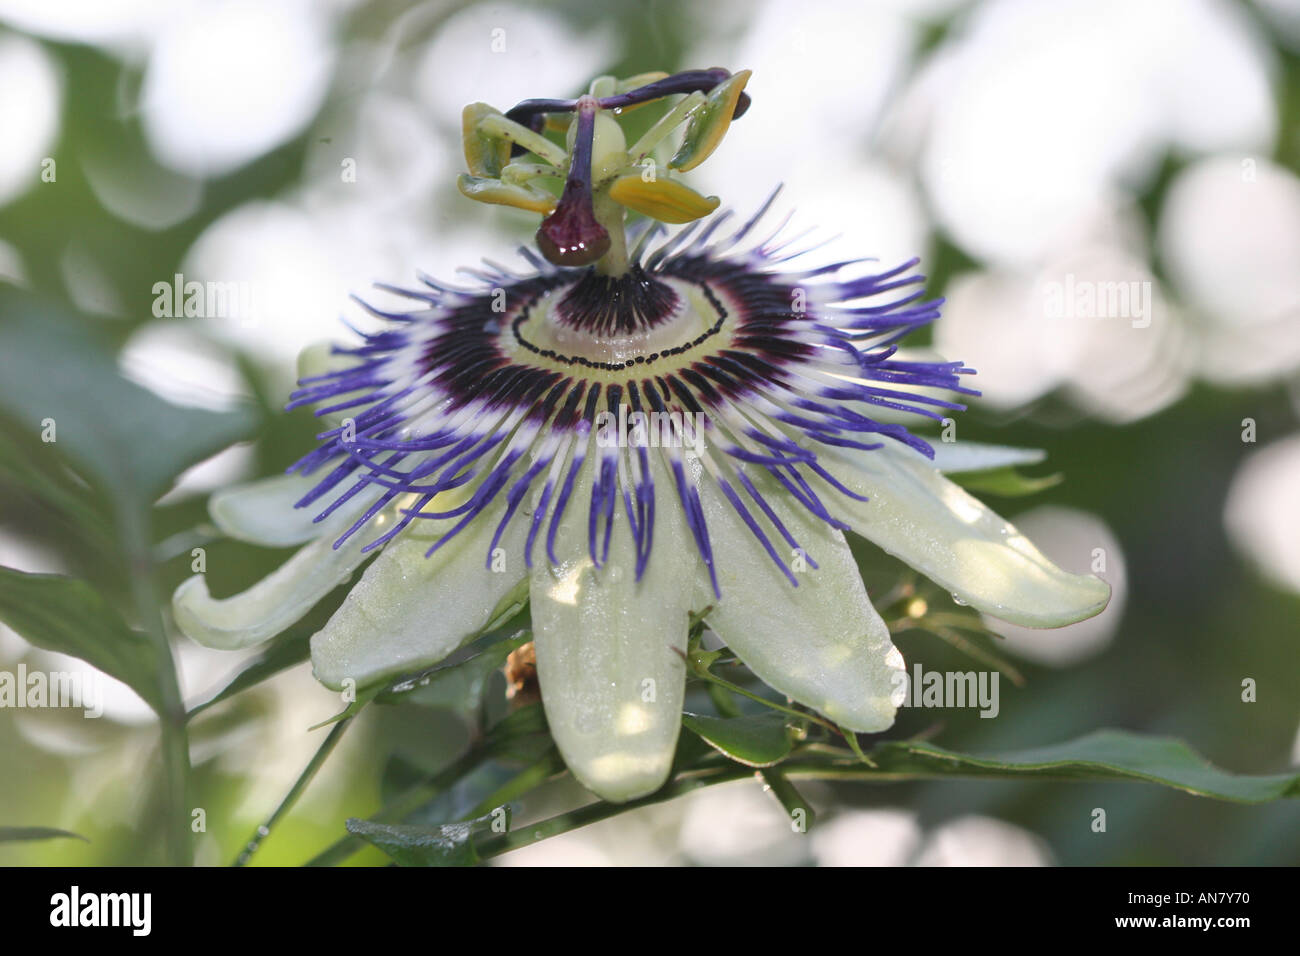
474, 765, 758, 859
233, 718, 353, 866
122, 510, 192, 866
472, 758, 1010, 861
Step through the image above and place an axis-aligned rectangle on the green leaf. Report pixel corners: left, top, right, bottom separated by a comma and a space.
0, 424, 113, 542
345, 808, 509, 866
0, 291, 253, 508
0, 826, 89, 844
486, 701, 549, 738
377, 631, 530, 713
481, 701, 553, 762
0, 567, 164, 713
759, 769, 815, 830
949, 466, 1063, 497
869, 731, 1300, 802
683, 712, 792, 767
385, 759, 518, 827
454, 728, 1300, 862
187, 630, 311, 719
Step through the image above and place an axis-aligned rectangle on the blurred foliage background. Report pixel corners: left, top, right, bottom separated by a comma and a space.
0, 0, 1297, 865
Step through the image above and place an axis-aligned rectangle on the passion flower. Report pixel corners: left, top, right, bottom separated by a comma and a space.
173, 69, 1109, 802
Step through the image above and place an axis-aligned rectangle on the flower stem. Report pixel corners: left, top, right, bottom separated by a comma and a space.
474, 764, 757, 859
473, 757, 907, 861
122, 511, 192, 866
232, 717, 353, 866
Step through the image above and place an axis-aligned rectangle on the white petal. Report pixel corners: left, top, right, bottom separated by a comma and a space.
696, 473, 905, 733
815, 442, 1110, 627
173, 511, 387, 650
531, 455, 695, 802
209, 473, 348, 547
296, 340, 347, 381
927, 440, 1045, 474
310, 501, 528, 690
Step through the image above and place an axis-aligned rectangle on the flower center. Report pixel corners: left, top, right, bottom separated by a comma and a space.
553, 267, 681, 335
505, 267, 729, 373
